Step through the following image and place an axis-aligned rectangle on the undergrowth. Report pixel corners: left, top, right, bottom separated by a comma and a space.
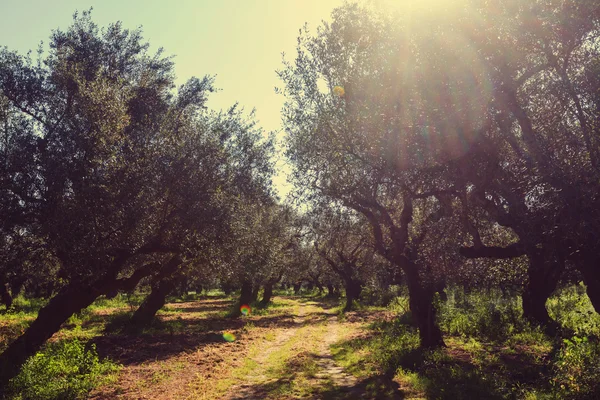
7, 339, 120, 400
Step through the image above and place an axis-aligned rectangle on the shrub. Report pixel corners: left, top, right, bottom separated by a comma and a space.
361, 285, 402, 307
8, 339, 120, 400
437, 286, 526, 340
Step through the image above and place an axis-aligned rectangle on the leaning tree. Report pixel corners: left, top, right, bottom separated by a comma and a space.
0, 12, 274, 386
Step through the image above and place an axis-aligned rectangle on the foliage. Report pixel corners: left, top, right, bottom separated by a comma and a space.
547, 284, 600, 337
0, 8, 275, 383
360, 284, 401, 307
437, 287, 527, 341
7, 339, 120, 400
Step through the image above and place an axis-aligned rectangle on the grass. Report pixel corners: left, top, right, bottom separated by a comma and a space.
1, 286, 600, 399
328, 284, 600, 399
7, 339, 121, 400
1, 290, 238, 399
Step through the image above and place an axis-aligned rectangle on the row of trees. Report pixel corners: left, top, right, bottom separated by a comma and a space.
0, 11, 297, 387
280, 0, 600, 347
1, 0, 600, 389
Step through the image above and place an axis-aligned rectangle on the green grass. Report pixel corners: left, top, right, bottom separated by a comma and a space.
328, 284, 600, 399
7, 339, 121, 400
2, 286, 600, 399
547, 284, 600, 337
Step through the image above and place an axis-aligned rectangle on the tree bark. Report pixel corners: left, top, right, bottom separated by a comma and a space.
0, 283, 104, 390
234, 279, 254, 317
521, 252, 560, 329
404, 266, 445, 348
579, 255, 600, 314
0, 258, 165, 390
293, 282, 301, 295
260, 282, 274, 307
343, 279, 362, 312
1, 283, 13, 309
130, 279, 177, 328
222, 283, 234, 295
251, 284, 260, 303
327, 284, 334, 297
461, 242, 562, 328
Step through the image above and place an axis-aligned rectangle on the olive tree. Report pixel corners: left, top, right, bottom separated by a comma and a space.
0, 11, 273, 385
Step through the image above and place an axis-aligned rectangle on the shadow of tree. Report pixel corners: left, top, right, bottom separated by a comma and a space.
227, 348, 405, 400
316, 375, 405, 399
92, 312, 303, 366
330, 316, 554, 400
295, 296, 342, 310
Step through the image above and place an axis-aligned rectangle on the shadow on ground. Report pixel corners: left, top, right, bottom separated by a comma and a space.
228, 347, 404, 400
329, 316, 555, 400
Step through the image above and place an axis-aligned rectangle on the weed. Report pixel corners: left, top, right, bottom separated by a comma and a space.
7, 339, 120, 400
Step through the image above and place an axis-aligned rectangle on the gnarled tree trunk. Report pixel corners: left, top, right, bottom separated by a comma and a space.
1, 283, 13, 309
343, 278, 362, 312
260, 282, 274, 306
251, 284, 260, 303
234, 279, 254, 317
293, 282, 301, 295
0, 282, 107, 390
522, 252, 561, 329
130, 278, 178, 328
0, 257, 168, 390
327, 284, 335, 297
260, 273, 283, 307
579, 253, 600, 314
403, 264, 445, 348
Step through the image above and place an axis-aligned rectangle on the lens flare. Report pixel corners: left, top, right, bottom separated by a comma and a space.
240, 304, 251, 316
223, 332, 236, 342
333, 86, 345, 97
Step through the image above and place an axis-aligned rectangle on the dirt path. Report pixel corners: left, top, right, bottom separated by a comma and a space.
225, 302, 310, 399
222, 299, 361, 399
92, 296, 365, 400
312, 315, 358, 393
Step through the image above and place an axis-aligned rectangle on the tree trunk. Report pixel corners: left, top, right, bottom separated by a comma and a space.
343, 279, 362, 312
1, 283, 12, 309
0, 283, 104, 390
0, 257, 168, 390
174, 278, 188, 297
234, 280, 254, 317
222, 283, 234, 295
404, 267, 445, 348
130, 279, 177, 328
251, 284, 260, 303
580, 256, 600, 314
260, 282, 274, 306
521, 252, 560, 329
293, 282, 301, 295
316, 283, 323, 295
327, 284, 334, 297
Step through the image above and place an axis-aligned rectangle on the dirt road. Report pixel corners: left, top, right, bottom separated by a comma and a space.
92, 296, 368, 400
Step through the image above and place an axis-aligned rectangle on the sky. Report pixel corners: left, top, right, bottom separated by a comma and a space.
0, 0, 346, 197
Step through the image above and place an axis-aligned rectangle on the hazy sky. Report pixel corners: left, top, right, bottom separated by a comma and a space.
0, 0, 345, 196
